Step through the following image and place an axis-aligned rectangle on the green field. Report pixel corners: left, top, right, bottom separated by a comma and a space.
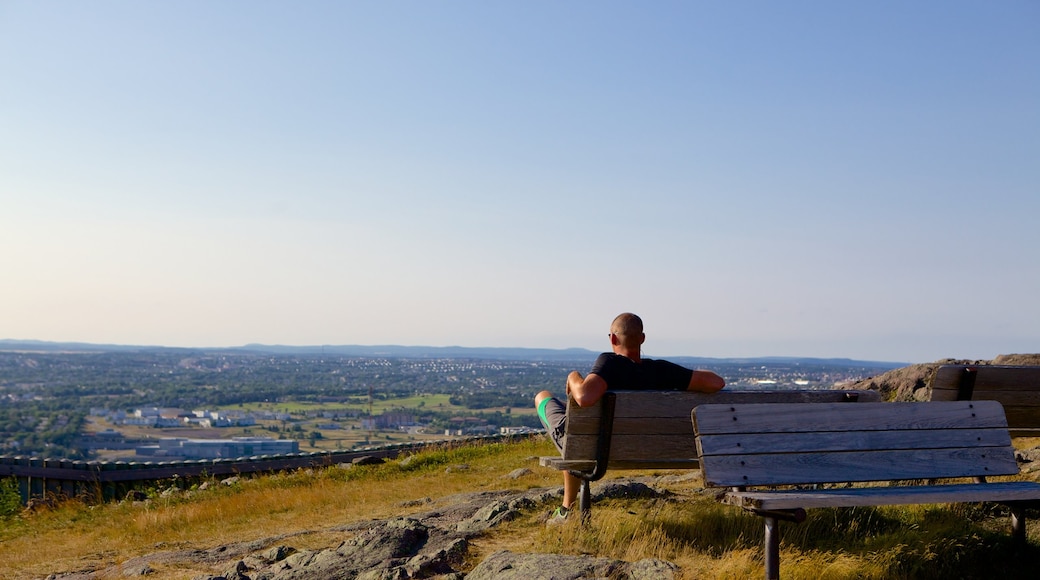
229, 393, 537, 416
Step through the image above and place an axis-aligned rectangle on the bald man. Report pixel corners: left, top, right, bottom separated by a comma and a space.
535, 313, 725, 523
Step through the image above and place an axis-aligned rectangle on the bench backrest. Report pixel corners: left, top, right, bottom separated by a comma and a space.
562, 389, 880, 469
693, 400, 1018, 488
930, 365, 1040, 436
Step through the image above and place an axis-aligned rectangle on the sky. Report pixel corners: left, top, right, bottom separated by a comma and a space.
1, 2, 1037, 364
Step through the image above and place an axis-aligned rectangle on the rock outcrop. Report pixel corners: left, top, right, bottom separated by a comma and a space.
45, 480, 669, 580
993, 354, 1040, 366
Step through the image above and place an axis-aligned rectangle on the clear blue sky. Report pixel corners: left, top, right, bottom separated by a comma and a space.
1, 2, 1037, 363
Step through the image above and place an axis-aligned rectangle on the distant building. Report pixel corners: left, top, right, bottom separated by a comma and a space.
360, 412, 419, 431
135, 436, 299, 459
186, 409, 258, 428
124, 417, 179, 428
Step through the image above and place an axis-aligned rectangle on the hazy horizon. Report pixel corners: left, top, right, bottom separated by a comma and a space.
2, 2, 1037, 364
0, 336, 974, 366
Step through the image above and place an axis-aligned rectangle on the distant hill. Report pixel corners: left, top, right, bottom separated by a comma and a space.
236, 343, 600, 361
0, 339, 157, 353
668, 355, 907, 369
0, 339, 907, 367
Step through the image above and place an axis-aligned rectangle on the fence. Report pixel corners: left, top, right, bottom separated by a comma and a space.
0, 434, 521, 505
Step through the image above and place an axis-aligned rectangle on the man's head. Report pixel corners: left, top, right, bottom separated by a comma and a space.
609, 312, 645, 356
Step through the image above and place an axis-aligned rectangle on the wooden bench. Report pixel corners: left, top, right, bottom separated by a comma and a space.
930, 364, 1040, 436
537, 388, 879, 519
693, 400, 1040, 580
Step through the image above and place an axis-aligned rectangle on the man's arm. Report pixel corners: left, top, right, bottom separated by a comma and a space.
688, 370, 725, 393
567, 370, 608, 407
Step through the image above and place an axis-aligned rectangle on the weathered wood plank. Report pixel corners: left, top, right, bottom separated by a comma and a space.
971, 391, 1040, 405
696, 427, 1012, 456
1004, 407, 1040, 425
562, 433, 697, 461
933, 365, 1040, 393
1007, 429, 1040, 438
540, 458, 595, 470
700, 447, 1019, 487
929, 386, 960, 401
932, 384, 1040, 405
603, 459, 698, 469
930, 366, 1040, 433
693, 401, 1006, 435
723, 481, 1040, 510
542, 458, 697, 471
565, 416, 695, 436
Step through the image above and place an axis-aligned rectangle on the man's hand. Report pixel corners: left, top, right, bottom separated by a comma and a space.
566, 371, 581, 398
688, 370, 725, 393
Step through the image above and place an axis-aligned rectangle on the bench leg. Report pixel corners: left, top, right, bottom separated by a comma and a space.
764, 516, 780, 580
1011, 506, 1026, 544
579, 479, 591, 524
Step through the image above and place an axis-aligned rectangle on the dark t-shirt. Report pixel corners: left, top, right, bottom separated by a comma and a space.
588, 352, 693, 391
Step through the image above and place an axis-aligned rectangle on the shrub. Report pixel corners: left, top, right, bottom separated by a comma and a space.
0, 478, 21, 518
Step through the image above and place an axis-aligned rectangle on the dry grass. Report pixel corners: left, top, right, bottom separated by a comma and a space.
3, 437, 1040, 579
0, 438, 562, 579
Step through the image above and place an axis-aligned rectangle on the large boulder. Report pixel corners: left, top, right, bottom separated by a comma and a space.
244, 518, 466, 580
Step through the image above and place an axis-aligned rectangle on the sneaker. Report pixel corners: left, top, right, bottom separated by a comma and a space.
546, 505, 570, 526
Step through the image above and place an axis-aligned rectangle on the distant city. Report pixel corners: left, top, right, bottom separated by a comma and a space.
0, 341, 904, 459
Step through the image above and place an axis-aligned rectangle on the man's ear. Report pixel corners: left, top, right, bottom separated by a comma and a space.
609, 333, 620, 346
639, 333, 646, 345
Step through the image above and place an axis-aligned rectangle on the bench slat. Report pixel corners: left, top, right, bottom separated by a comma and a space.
565, 416, 695, 436
700, 446, 1019, 487
933, 388, 1040, 406
693, 401, 1006, 435
541, 458, 696, 471
1005, 406, 1040, 425
933, 365, 1040, 392
724, 481, 1040, 510
930, 366, 1040, 435
697, 427, 1012, 456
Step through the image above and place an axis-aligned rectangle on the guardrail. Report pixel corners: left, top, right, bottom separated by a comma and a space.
0, 434, 525, 505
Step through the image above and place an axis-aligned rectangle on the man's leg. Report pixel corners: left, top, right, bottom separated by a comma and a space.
562, 471, 579, 510
535, 391, 577, 511
534, 390, 553, 410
